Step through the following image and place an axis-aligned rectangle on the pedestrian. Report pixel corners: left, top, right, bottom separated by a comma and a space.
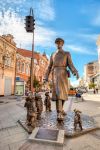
96, 87, 98, 94
93, 88, 96, 94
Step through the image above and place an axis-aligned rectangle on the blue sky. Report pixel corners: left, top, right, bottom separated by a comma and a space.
0, 0, 100, 85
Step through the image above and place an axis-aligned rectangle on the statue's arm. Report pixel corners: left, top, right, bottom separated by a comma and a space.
67, 52, 79, 79
44, 55, 53, 81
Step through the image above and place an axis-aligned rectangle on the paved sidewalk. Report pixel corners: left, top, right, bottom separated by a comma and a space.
0, 94, 100, 150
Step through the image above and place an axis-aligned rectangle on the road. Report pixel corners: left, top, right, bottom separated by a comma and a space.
0, 93, 100, 150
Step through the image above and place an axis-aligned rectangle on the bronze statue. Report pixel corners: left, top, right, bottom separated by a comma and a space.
44, 91, 52, 112
44, 38, 79, 121
24, 96, 37, 128
35, 92, 43, 119
74, 109, 83, 131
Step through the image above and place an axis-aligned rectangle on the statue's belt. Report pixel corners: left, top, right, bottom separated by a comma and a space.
53, 66, 66, 69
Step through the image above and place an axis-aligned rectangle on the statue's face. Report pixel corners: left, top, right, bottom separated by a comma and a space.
56, 41, 64, 50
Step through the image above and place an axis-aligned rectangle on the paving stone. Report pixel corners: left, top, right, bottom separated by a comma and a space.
0, 145, 10, 150
19, 141, 63, 150
0, 129, 9, 138
7, 126, 25, 135
0, 94, 100, 150
9, 140, 26, 150
0, 132, 28, 146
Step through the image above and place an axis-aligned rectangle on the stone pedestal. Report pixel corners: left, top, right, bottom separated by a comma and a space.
18, 111, 99, 137
29, 127, 64, 145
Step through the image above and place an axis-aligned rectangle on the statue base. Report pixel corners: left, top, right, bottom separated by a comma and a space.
18, 111, 99, 137
29, 127, 64, 145
18, 120, 33, 134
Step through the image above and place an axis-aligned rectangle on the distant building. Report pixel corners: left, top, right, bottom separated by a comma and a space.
79, 77, 85, 87
84, 60, 99, 88
16, 51, 30, 82
16, 48, 49, 84
0, 33, 50, 96
96, 35, 100, 73
92, 35, 100, 89
0, 34, 16, 96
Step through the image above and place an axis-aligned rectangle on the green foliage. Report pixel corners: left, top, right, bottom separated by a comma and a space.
70, 85, 74, 90
33, 76, 40, 88
27, 76, 41, 89
89, 82, 97, 89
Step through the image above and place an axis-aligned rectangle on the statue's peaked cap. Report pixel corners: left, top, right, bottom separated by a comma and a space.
55, 38, 64, 43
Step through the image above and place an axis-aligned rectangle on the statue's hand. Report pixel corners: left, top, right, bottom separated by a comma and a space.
74, 72, 79, 80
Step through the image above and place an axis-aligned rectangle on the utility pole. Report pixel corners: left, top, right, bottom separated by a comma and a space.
25, 8, 35, 92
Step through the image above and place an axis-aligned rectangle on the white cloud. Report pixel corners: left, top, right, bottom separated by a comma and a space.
66, 44, 97, 55
0, 10, 57, 48
78, 33, 98, 42
80, 2, 100, 26
37, 0, 55, 21
0, 0, 25, 5
70, 79, 79, 87
0, 0, 55, 21
92, 10, 100, 26
0, 0, 56, 49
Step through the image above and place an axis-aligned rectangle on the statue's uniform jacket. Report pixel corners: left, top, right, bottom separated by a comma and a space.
45, 50, 78, 101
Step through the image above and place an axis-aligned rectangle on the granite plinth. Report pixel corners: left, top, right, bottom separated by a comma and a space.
18, 111, 99, 137
35, 128, 58, 141
29, 127, 64, 145
18, 120, 33, 134
37, 111, 99, 137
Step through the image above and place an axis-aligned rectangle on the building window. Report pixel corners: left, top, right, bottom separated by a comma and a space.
25, 64, 29, 75
8, 57, 11, 66
34, 59, 37, 64
0, 53, 3, 63
17, 61, 20, 71
4, 56, 11, 67
21, 63, 25, 73
28, 68, 30, 75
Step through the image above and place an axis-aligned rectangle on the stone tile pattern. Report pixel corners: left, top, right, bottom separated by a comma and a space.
0, 94, 100, 150
36, 111, 98, 136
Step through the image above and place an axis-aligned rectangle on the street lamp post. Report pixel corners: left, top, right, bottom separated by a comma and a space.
30, 27, 34, 92
25, 8, 35, 92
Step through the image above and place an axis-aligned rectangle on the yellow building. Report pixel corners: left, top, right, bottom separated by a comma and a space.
84, 61, 99, 85
0, 34, 16, 96
96, 35, 100, 73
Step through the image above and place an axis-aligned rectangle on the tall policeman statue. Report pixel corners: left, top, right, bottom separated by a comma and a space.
44, 38, 79, 121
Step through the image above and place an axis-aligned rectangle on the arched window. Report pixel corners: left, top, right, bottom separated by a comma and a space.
28, 67, 30, 75
21, 63, 25, 73
34, 59, 37, 64
17, 61, 20, 72
25, 64, 29, 75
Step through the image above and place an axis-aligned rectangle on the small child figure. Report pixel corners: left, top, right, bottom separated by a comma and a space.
35, 92, 43, 119
44, 91, 52, 112
74, 109, 83, 131
24, 96, 37, 128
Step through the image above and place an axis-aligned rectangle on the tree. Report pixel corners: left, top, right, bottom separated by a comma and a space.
27, 76, 41, 89
33, 76, 40, 89
89, 82, 96, 89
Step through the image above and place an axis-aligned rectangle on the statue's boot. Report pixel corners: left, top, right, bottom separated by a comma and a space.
57, 112, 64, 121
62, 110, 67, 115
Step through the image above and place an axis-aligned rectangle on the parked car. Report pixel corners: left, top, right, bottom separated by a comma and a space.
68, 88, 76, 96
